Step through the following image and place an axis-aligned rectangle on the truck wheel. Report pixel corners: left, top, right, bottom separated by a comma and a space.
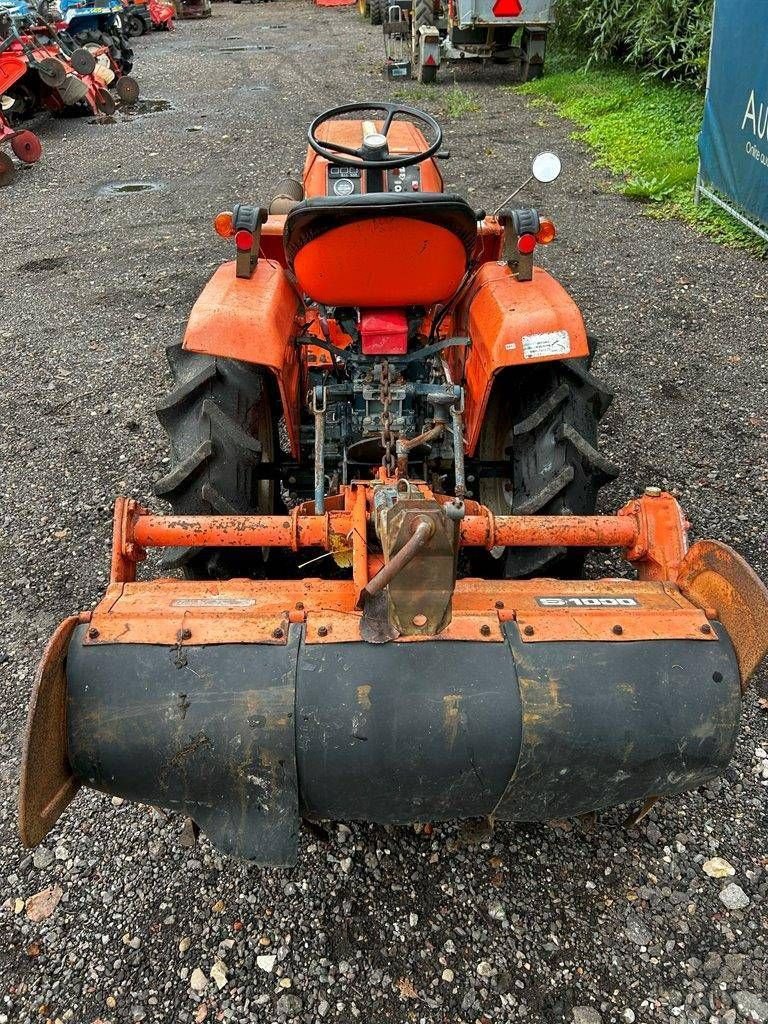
155, 342, 278, 580
411, 0, 435, 80
473, 358, 618, 579
520, 27, 547, 82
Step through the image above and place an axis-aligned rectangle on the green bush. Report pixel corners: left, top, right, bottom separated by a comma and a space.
555, 0, 713, 87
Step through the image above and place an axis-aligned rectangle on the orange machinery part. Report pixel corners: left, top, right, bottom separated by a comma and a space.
114, 490, 690, 592
450, 263, 592, 454
182, 260, 302, 455
132, 511, 637, 552
292, 218, 469, 308
302, 121, 445, 198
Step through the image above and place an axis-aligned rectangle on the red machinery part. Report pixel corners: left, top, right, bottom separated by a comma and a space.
360, 309, 409, 355
10, 130, 42, 164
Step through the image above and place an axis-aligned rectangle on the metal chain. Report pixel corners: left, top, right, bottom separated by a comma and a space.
379, 359, 396, 476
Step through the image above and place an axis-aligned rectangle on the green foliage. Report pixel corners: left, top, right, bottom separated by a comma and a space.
518, 65, 763, 250
554, 0, 713, 88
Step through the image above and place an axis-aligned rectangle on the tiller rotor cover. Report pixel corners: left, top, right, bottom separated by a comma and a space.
20, 483, 768, 866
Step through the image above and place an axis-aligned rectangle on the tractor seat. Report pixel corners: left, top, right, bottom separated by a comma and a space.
284, 192, 478, 307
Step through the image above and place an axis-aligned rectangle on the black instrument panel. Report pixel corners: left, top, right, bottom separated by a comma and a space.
326, 165, 422, 196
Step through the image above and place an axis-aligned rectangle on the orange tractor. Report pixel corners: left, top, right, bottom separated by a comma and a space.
21, 103, 768, 865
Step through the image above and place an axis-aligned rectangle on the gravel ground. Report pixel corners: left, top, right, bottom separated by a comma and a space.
1, 5, 767, 1023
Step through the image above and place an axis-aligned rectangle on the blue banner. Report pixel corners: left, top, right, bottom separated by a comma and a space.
698, 0, 768, 229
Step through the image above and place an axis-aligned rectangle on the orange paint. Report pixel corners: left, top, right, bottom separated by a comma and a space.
292, 218, 469, 307
182, 261, 302, 455
451, 263, 591, 453
302, 120, 444, 198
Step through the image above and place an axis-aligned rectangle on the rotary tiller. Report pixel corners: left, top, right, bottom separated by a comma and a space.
1, 8, 138, 119
53, 0, 134, 74
20, 103, 768, 866
147, 0, 174, 30
0, 41, 43, 184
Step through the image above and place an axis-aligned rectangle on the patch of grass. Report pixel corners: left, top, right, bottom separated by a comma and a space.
394, 84, 480, 119
516, 58, 765, 252
442, 86, 480, 118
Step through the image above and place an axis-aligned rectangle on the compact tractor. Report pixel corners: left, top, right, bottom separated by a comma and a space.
52, 0, 134, 74
20, 103, 768, 865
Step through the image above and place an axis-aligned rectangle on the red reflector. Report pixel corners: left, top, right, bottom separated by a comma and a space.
425, 54, 436, 65
360, 309, 408, 355
517, 233, 536, 255
235, 229, 254, 251
492, 0, 522, 14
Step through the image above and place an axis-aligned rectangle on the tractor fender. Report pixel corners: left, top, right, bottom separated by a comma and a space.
183, 260, 302, 456
451, 262, 591, 454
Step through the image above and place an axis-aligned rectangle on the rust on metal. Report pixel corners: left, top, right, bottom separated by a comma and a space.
677, 539, 768, 690
19, 616, 81, 847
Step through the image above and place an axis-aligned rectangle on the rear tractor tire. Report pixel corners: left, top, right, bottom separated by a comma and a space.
155, 342, 278, 580
369, 0, 384, 25
474, 358, 618, 579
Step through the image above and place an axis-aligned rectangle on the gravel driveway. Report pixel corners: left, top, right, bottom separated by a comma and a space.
1, 4, 766, 1022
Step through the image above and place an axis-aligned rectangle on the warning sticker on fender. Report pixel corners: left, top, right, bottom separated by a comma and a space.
170, 597, 257, 608
521, 329, 571, 359
535, 596, 640, 607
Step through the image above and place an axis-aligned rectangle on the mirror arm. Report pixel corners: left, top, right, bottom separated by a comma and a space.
493, 174, 533, 217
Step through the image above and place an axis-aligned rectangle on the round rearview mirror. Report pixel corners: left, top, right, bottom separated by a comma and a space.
532, 151, 562, 184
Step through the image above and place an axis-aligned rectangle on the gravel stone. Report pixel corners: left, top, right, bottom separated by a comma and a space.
624, 916, 653, 946
719, 883, 751, 910
572, 1008, 603, 1024
734, 992, 768, 1023
32, 847, 54, 869
276, 993, 303, 1016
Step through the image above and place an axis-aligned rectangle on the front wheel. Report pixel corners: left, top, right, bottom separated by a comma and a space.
155, 343, 279, 580
473, 358, 618, 579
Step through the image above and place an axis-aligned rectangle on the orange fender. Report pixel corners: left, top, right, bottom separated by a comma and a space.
452, 263, 591, 454
183, 261, 302, 456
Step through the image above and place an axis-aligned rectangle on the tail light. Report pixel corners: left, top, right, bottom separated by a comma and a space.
235, 229, 254, 252
517, 233, 537, 255
536, 218, 557, 245
214, 211, 234, 238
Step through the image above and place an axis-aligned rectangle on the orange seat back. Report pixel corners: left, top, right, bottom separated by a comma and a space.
284, 193, 478, 308
292, 217, 468, 307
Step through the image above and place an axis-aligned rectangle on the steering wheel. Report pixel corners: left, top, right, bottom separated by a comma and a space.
307, 101, 443, 171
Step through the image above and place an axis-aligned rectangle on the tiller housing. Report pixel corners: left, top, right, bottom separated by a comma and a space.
19, 102, 768, 866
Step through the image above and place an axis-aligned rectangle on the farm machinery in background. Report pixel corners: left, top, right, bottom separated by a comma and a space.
20, 102, 768, 866
378, 0, 553, 82
122, 0, 174, 36
173, 0, 210, 20
51, 0, 134, 70
0, 0, 139, 184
